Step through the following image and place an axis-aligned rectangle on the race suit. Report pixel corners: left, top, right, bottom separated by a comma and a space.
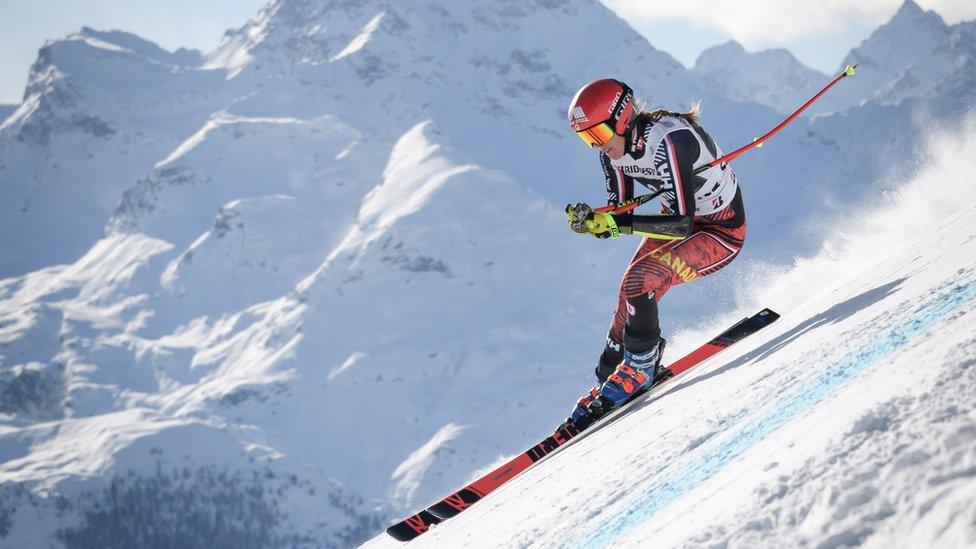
596, 114, 746, 382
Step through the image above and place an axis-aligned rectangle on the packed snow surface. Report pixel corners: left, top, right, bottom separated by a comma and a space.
363, 117, 976, 547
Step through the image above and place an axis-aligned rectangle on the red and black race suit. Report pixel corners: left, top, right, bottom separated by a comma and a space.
595, 115, 747, 382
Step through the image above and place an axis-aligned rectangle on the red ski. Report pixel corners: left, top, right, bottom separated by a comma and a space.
386, 308, 779, 541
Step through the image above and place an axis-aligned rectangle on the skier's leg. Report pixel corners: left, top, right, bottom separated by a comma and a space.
592, 240, 676, 407
597, 237, 670, 382
597, 294, 663, 381
595, 342, 622, 384
597, 228, 745, 409
617, 235, 677, 368
596, 293, 626, 383
666, 227, 746, 279
576, 227, 748, 420
622, 291, 662, 369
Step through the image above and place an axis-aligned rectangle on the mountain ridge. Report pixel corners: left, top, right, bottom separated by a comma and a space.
692, 39, 831, 114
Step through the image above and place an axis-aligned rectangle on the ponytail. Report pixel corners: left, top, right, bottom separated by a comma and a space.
635, 99, 701, 126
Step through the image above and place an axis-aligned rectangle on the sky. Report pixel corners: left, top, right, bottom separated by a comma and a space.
605, 0, 976, 72
1, 0, 975, 105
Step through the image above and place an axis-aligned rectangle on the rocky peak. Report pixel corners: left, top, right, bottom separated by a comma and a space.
208, 0, 685, 82
893, 0, 928, 20
825, 0, 952, 111
841, 0, 949, 72
76, 27, 203, 67
693, 40, 828, 114
695, 39, 746, 65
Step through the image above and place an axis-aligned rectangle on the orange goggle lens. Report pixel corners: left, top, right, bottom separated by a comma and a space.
576, 122, 616, 148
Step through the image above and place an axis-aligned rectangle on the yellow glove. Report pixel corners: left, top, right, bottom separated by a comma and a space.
565, 203, 619, 239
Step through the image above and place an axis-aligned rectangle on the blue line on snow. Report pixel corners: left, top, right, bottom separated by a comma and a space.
578, 279, 976, 547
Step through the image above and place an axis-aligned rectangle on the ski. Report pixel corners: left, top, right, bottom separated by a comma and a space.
385, 308, 779, 542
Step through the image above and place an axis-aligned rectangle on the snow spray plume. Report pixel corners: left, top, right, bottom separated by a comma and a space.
676, 109, 976, 350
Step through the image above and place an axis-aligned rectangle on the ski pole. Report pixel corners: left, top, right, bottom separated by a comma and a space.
593, 189, 665, 215
692, 64, 858, 174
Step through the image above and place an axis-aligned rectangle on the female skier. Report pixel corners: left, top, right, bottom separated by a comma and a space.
564, 78, 746, 423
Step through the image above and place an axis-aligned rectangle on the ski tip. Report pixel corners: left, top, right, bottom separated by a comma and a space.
844, 64, 857, 77
754, 308, 781, 324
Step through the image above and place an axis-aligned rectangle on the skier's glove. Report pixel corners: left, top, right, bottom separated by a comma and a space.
566, 203, 593, 234
565, 203, 619, 239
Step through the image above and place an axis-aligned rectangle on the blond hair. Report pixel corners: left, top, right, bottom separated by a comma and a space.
634, 99, 701, 126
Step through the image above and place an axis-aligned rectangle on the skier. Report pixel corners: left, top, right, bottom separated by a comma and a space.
564, 78, 746, 423
391, 67, 857, 541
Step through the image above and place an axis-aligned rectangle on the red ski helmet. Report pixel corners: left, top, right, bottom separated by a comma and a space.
568, 78, 635, 147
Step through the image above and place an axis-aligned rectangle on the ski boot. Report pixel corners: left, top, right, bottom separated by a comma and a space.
558, 365, 651, 431
597, 363, 653, 408
560, 387, 601, 429
597, 337, 668, 409
646, 337, 670, 385
560, 338, 667, 430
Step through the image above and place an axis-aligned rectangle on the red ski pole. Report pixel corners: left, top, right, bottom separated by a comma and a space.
692, 64, 858, 174
594, 189, 664, 214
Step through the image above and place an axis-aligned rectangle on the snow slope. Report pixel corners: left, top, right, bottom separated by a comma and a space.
1, 1, 975, 546
363, 115, 976, 547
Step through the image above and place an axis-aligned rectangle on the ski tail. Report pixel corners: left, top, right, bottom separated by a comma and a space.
425, 420, 584, 520
386, 308, 779, 540
385, 510, 442, 542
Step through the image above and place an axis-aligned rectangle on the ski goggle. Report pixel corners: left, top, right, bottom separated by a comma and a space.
576, 122, 616, 148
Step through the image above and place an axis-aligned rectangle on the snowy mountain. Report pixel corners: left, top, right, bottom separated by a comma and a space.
0, 1, 698, 545
875, 18, 976, 117
0, 27, 235, 278
696, 0, 976, 118
692, 40, 831, 115
839, 0, 948, 103
364, 109, 976, 549
0, 104, 15, 122
692, 0, 976, 117
1, 0, 975, 546
828, 0, 976, 113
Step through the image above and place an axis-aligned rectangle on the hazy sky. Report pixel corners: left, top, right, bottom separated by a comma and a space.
606, 0, 976, 71
1, 0, 975, 105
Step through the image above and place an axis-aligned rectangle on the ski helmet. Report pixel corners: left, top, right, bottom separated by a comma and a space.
568, 78, 635, 147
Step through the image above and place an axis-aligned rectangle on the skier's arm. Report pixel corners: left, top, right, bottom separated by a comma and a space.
566, 204, 692, 240
564, 155, 634, 239
613, 130, 699, 240
569, 131, 697, 240
618, 214, 693, 239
